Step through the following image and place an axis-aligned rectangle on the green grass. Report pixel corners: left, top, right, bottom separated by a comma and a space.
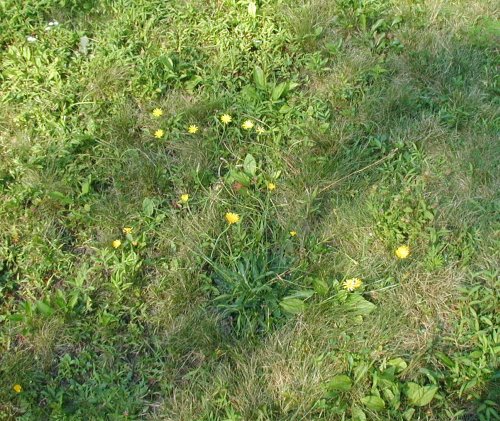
0, 0, 499, 419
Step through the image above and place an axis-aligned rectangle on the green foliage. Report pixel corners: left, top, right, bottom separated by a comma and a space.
0, 0, 498, 419
208, 251, 294, 336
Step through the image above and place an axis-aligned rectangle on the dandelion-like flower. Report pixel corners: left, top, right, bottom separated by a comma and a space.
180, 194, 189, 203
152, 108, 163, 117
154, 129, 164, 139
13, 384, 22, 393
342, 278, 363, 292
123, 227, 133, 234
112, 239, 121, 249
267, 182, 276, 191
220, 114, 232, 124
395, 245, 410, 259
289, 230, 297, 237
225, 212, 240, 224
188, 125, 199, 134
242, 120, 254, 130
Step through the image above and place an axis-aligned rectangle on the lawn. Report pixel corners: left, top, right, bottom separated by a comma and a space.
0, 0, 498, 419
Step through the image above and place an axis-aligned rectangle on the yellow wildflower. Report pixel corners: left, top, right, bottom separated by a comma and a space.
123, 227, 133, 234
225, 212, 240, 225
395, 245, 410, 259
342, 278, 363, 292
180, 194, 189, 203
242, 120, 254, 130
290, 230, 297, 237
154, 129, 164, 138
152, 108, 163, 117
188, 125, 199, 134
112, 239, 121, 249
220, 114, 232, 124
256, 125, 265, 134
13, 384, 22, 393
267, 182, 276, 191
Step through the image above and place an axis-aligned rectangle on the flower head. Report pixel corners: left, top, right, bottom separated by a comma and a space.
395, 245, 410, 259
13, 384, 22, 393
123, 227, 133, 235
242, 120, 254, 130
342, 278, 363, 292
289, 230, 297, 237
220, 114, 232, 124
256, 126, 265, 134
152, 108, 163, 117
188, 125, 199, 134
112, 239, 121, 249
26, 36, 37, 43
180, 194, 189, 203
154, 129, 164, 139
225, 212, 240, 225
267, 182, 276, 191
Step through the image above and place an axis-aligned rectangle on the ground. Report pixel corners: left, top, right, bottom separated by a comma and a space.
0, 0, 498, 420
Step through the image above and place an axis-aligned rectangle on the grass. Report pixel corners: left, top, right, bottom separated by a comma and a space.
0, 0, 499, 419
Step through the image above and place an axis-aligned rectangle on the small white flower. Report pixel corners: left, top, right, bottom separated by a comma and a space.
45, 26, 51, 31
49, 20, 59, 26
26, 36, 37, 42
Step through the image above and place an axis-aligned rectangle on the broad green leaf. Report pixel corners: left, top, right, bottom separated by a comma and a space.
81, 180, 90, 195
279, 104, 291, 114
243, 154, 257, 176
142, 198, 154, 217
253, 65, 266, 90
405, 383, 438, 406
36, 300, 54, 316
361, 395, 385, 411
271, 82, 287, 101
229, 169, 251, 187
434, 351, 455, 369
345, 294, 377, 315
313, 278, 329, 296
49, 191, 73, 205
353, 362, 369, 384
279, 297, 305, 315
382, 387, 400, 409
351, 406, 367, 421
287, 289, 315, 299
387, 357, 407, 373
68, 293, 80, 309
185, 75, 203, 92
403, 408, 415, 420
9, 314, 24, 322
371, 18, 385, 32
326, 375, 352, 392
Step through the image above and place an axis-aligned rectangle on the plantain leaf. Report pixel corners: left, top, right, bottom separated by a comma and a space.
405, 383, 438, 406
243, 154, 257, 176
36, 301, 54, 316
361, 395, 385, 411
351, 406, 367, 421
142, 198, 155, 217
253, 65, 266, 90
279, 297, 305, 315
326, 375, 352, 392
